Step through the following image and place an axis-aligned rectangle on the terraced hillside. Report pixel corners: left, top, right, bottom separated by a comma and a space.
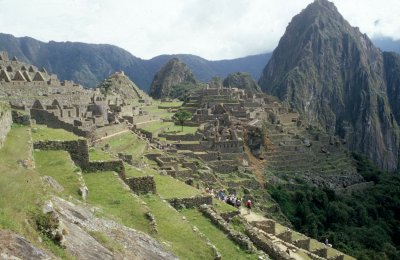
263, 113, 364, 190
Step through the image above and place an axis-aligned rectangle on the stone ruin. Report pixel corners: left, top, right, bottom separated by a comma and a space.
0, 51, 155, 141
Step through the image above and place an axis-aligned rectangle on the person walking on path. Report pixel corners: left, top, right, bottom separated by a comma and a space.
245, 200, 252, 214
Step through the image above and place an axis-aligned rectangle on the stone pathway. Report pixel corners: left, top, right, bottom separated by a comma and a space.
239, 208, 308, 260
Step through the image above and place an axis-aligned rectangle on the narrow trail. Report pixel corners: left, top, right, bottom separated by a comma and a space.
243, 144, 265, 185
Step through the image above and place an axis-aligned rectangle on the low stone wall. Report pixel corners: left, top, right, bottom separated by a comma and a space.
11, 110, 31, 125
252, 220, 276, 235
31, 109, 90, 137
294, 238, 311, 251
244, 224, 292, 260
93, 123, 128, 140
160, 133, 201, 141
86, 160, 126, 180
220, 210, 241, 221
126, 176, 156, 195
199, 205, 253, 251
195, 152, 219, 162
175, 143, 203, 151
33, 139, 89, 167
209, 161, 238, 173
168, 195, 212, 210
0, 102, 12, 149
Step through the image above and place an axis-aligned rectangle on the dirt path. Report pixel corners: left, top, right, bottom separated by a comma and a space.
243, 145, 265, 185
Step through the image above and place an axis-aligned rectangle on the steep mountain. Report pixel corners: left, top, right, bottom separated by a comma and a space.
97, 72, 151, 102
223, 72, 261, 94
258, 0, 399, 171
149, 58, 198, 99
0, 33, 271, 91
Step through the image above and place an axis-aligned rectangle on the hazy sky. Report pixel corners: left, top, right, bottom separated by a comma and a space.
0, 0, 399, 60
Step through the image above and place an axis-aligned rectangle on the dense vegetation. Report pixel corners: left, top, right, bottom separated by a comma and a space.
270, 154, 400, 260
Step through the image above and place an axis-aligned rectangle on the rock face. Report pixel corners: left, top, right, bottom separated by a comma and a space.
0, 230, 53, 260
259, 0, 400, 171
223, 72, 261, 94
48, 196, 177, 260
149, 58, 197, 99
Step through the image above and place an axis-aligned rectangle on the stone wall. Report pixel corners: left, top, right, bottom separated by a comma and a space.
31, 109, 90, 137
86, 160, 126, 180
126, 176, 156, 195
0, 102, 12, 149
93, 123, 128, 140
199, 205, 253, 251
209, 161, 238, 173
159, 133, 201, 141
33, 139, 89, 168
244, 224, 292, 260
11, 110, 31, 125
168, 195, 212, 210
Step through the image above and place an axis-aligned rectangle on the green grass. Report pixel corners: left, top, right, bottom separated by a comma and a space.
212, 198, 238, 213
182, 209, 258, 259
94, 132, 147, 163
138, 121, 174, 134
154, 174, 202, 199
158, 101, 183, 108
34, 150, 81, 200
89, 148, 115, 161
142, 105, 175, 119
141, 194, 215, 259
0, 125, 75, 259
163, 125, 198, 135
32, 124, 81, 141
125, 165, 147, 178
83, 171, 151, 234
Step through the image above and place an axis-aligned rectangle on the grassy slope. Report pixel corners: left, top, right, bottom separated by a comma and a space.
32, 124, 82, 141
142, 194, 214, 259
94, 132, 146, 163
83, 171, 151, 234
0, 125, 74, 259
34, 150, 81, 200
182, 209, 258, 259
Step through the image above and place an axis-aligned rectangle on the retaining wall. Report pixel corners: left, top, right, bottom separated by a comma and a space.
0, 102, 12, 149
126, 176, 156, 194
199, 205, 253, 251
168, 195, 212, 210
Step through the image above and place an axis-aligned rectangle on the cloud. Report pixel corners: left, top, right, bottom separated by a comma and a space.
0, 0, 399, 59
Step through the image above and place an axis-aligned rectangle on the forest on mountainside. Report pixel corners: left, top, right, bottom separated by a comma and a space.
270, 154, 400, 260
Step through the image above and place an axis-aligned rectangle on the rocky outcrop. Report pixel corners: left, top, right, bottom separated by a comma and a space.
258, 0, 400, 171
149, 58, 198, 99
46, 196, 177, 260
223, 72, 261, 94
97, 71, 151, 102
0, 230, 54, 260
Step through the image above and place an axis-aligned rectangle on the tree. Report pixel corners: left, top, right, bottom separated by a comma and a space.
173, 110, 192, 132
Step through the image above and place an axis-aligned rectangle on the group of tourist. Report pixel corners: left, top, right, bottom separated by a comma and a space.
204, 188, 253, 213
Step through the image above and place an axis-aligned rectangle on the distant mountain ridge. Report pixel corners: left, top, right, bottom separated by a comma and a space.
0, 33, 271, 91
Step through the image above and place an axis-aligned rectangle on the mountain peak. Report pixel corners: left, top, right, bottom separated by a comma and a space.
149, 58, 197, 99
258, 0, 399, 171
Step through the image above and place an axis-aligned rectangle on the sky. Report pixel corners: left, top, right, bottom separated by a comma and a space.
0, 0, 399, 60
